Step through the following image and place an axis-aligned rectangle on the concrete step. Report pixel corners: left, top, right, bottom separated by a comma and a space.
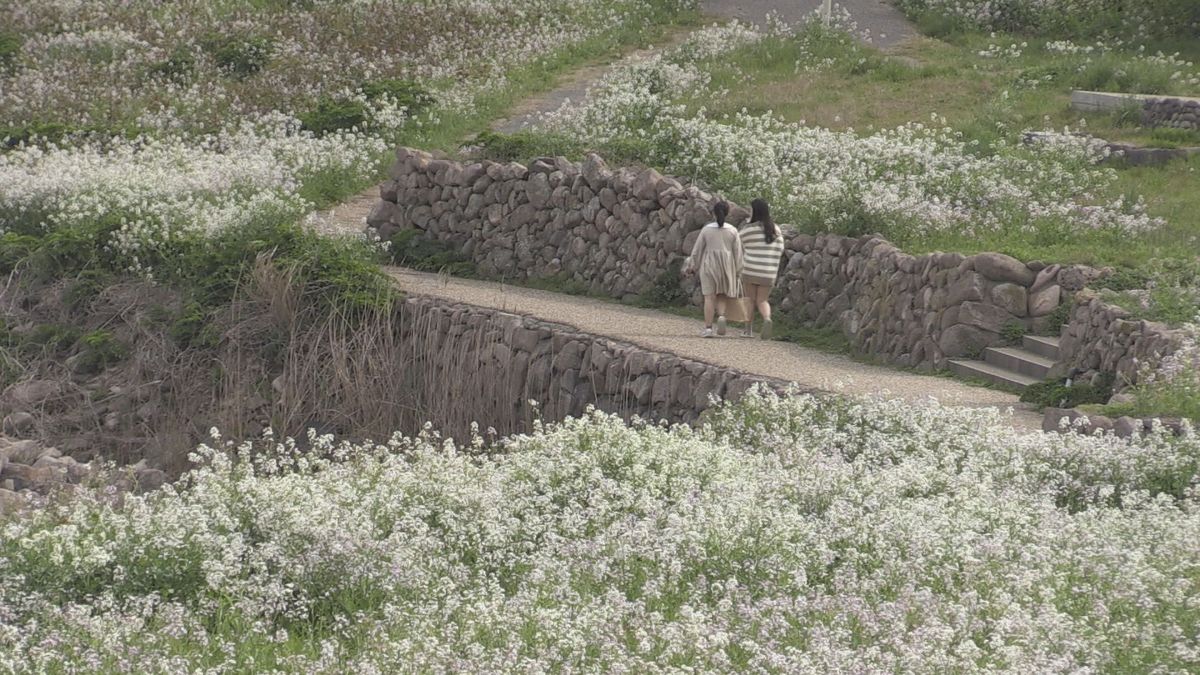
1022, 334, 1061, 360
948, 358, 1040, 391
983, 346, 1056, 380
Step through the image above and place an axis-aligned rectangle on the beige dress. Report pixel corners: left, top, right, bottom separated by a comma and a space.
686, 222, 744, 297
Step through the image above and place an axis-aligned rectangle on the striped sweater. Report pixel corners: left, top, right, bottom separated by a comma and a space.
738, 222, 786, 283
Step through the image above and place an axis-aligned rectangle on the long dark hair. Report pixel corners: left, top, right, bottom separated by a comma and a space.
751, 198, 777, 244
713, 200, 730, 228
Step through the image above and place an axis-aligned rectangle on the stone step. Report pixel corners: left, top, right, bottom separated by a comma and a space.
1021, 334, 1061, 360
947, 359, 1040, 391
983, 346, 1056, 380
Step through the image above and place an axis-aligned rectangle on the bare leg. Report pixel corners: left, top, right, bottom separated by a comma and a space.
703, 294, 716, 327
756, 284, 772, 321
715, 295, 729, 335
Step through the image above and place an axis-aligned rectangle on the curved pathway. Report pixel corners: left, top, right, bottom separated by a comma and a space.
491, 0, 916, 132
387, 268, 1041, 430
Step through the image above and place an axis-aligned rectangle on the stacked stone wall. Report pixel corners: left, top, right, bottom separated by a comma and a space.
1142, 96, 1200, 130
397, 295, 791, 429
1059, 289, 1183, 389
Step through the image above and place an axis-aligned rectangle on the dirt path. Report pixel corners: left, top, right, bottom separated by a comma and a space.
387, 268, 1042, 431
492, 0, 917, 133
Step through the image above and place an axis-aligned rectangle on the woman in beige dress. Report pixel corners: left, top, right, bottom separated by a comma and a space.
684, 201, 744, 338
739, 198, 786, 339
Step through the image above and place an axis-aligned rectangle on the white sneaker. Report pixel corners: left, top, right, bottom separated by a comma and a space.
701, 327, 714, 338
716, 316, 727, 336
760, 319, 773, 340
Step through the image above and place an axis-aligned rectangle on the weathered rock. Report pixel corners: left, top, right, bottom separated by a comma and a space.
990, 283, 1028, 317
1028, 284, 1061, 317
2, 412, 35, 437
958, 301, 1014, 333
938, 324, 999, 358
974, 253, 1035, 286
4, 380, 60, 406
0, 488, 26, 515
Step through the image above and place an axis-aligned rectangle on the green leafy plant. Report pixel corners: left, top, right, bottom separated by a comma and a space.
1001, 320, 1026, 345
299, 79, 433, 137
636, 260, 689, 308
0, 30, 21, 70
148, 45, 196, 82
388, 229, 477, 277
205, 35, 273, 79
75, 330, 130, 374
1021, 373, 1114, 409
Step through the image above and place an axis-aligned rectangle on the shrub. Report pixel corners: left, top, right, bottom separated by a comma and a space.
147, 45, 196, 82
387, 229, 477, 277
298, 96, 368, 137
636, 259, 688, 308
63, 270, 115, 313
1021, 373, 1114, 409
0, 30, 20, 70
205, 35, 273, 79
361, 78, 435, 113
473, 130, 588, 163
1001, 320, 1026, 345
1041, 297, 1074, 336
74, 330, 129, 374
20, 324, 82, 357
299, 80, 433, 137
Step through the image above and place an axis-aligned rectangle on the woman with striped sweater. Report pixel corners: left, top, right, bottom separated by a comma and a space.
738, 198, 786, 339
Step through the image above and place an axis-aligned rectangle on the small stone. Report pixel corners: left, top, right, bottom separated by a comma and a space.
2, 412, 35, 437
1114, 416, 1141, 438
0, 488, 26, 515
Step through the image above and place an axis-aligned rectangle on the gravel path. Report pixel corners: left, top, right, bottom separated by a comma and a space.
387, 268, 1042, 431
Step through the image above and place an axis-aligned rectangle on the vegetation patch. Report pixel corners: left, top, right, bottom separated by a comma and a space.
1020, 374, 1114, 410
387, 230, 477, 277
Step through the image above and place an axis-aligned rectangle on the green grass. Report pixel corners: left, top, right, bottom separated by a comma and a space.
395, 9, 700, 154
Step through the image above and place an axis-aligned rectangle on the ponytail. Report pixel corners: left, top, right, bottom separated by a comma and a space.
713, 200, 730, 228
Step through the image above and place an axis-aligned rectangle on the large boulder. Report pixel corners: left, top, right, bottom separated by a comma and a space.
958, 301, 1015, 333
581, 153, 612, 189
974, 252, 1035, 286
938, 324, 999, 357
1028, 284, 1062, 317
990, 283, 1028, 317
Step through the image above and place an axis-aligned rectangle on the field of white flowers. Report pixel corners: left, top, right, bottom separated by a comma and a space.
895, 0, 1198, 40
1, 389, 1197, 671
539, 19, 1164, 241
0, 0, 692, 276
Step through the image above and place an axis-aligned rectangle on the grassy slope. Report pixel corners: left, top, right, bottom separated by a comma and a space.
682, 31, 1200, 270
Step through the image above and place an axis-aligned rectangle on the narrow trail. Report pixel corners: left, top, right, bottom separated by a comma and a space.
492, 0, 917, 133
387, 268, 1042, 431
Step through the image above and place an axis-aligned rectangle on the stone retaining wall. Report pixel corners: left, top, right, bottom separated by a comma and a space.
1071, 90, 1200, 131
775, 235, 1097, 370
1059, 289, 1183, 389
372, 147, 1178, 388
397, 295, 791, 430
1142, 96, 1200, 130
